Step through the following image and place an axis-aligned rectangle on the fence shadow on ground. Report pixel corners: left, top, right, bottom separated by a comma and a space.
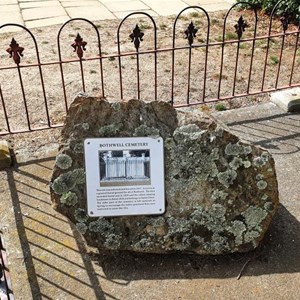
2, 102, 300, 298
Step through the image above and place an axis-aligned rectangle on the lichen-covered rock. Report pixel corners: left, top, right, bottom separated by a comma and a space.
50, 95, 279, 255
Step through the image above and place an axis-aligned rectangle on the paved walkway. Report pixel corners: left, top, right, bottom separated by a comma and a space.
0, 0, 235, 31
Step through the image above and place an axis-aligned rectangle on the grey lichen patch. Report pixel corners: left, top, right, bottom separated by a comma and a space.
82, 123, 90, 130
229, 157, 244, 170
74, 208, 89, 223
228, 220, 246, 246
204, 232, 230, 253
225, 143, 244, 156
214, 126, 224, 137
167, 217, 191, 236
76, 222, 88, 235
244, 230, 260, 243
211, 148, 219, 160
243, 146, 252, 155
73, 143, 84, 154
89, 218, 114, 233
242, 206, 268, 229
52, 168, 85, 195
211, 189, 228, 202
72, 168, 85, 185
104, 234, 122, 249
60, 191, 78, 206
243, 160, 251, 168
173, 124, 204, 141
112, 102, 121, 110
51, 171, 76, 195
256, 174, 264, 180
217, 169, 237, 188
134, 124, 160, 137
98, 123, 122, 137
257, 180, 267, 190
261, 194, 268, 201
264, 202, 274, 212
253, 153, 270, 168
133, 238, 155, 251
55, 154, 72, 170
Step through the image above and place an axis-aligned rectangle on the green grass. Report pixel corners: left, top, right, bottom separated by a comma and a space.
270, 55, 279, 65
159, 23, 167, 30
139, 23, 152, 30
239, 43, 248, 49
225, 32, 237, 40
215, 103, 227, 111
190, 12, 200, 18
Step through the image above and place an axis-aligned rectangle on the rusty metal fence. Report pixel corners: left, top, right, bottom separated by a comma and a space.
0, 0, 299, 135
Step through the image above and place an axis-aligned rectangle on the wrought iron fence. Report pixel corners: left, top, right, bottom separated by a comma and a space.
0, 0, 299, 135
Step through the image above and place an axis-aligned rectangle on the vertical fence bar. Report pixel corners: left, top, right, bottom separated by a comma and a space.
289, 20, 300, 86
136, 49, 140, 99
261, 1, 283, 91
117, 12, 157, 101
17, 67, 31, 130
275, 33, 286, 89
0, 85, 11, 133
1, 24, 51, 129
202, 17, 210, 102
57, 33, 69, 113
172, 6, 210, 105
58, 18, 104, 109
79, 59, 86, 92
247, 12, 258, 93
232, 41, 240, 96
186, 47, 192, 104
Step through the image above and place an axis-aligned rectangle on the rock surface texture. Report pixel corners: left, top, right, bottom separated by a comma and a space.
50, 96, 279, 255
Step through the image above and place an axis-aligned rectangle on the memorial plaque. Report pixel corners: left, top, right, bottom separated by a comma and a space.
84, 137, 165, 217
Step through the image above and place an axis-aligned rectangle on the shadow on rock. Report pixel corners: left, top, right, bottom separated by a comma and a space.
91, 205, 300, 280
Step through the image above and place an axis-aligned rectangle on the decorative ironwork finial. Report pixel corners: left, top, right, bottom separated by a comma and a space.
234, 16, 248, 39
6, 38, 24, 65
184, 22, 198, 46
71, 33, 87, 59
129, 24, 144, 50
280, 11, 289, 32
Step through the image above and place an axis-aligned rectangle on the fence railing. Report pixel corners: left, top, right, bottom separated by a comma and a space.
0, 0, 299, 135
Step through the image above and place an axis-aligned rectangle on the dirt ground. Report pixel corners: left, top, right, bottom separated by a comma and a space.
0, 8, 299, 136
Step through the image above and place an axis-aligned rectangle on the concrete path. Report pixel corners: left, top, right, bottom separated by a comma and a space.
0, 0, 235, 30
0, 102, 300, 299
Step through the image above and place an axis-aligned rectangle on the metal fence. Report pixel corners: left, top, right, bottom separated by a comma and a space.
0, 0, 299, 135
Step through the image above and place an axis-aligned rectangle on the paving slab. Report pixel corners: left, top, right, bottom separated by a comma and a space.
139, 0, 188, 16
113, 9, 159, 19
22, 6, 68, 21
0, 102, 300, 299
19, 0, 61, 9
61, 1, 103, 7
66, 5, 116, 20
25, 15, 70, 28
103, 1, 150, 12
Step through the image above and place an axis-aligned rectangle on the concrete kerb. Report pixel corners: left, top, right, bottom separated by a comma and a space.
271, 87, 300, 113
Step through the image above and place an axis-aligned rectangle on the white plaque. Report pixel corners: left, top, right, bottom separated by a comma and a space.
84, 137, 165, 217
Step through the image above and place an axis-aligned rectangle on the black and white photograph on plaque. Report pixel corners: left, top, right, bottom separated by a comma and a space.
99, 149, 151, 186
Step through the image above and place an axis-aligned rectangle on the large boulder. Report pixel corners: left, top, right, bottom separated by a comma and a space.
50, 96, 279, 255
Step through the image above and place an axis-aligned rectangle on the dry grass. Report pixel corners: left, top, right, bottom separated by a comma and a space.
0, 9, 299, 139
